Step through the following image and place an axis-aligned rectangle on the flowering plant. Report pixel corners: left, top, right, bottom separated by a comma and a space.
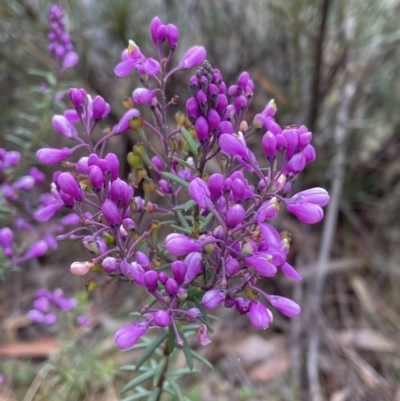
33, 11, 329, 399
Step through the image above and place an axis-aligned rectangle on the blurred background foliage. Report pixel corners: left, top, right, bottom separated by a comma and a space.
1, 0, 400, 400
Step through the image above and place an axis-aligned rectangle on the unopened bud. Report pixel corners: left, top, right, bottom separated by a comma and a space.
175, 111, 185, 127
70, 261, 94, 275
123, 97, 134, 110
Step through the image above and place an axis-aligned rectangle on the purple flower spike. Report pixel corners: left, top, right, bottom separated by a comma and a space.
226, 204, 245, 228
165, 233, 201, 256
184, 252, 202, 284
101, 199, 120, 227
113, 109, 140, 134
219, 133, 249, 160
115, 323, 147, 349
52, 115, 78, 139
248, 301, 271, 329
58, 172, 83, 200
25, 240, 48, 259
154, 310, 171, 327
245, 254, 277, 277
144, 270, 159, 292
166, 24, 179, 50
268, 295, 301, 317
165, 278, 178, 296
37, 148, 72, 165
195, 116, 209, 142
0, 228, 13, 248
171, 260, 187, 285
188, 177, 211, 208
179, 46, 206, 69
202, 288, 225, 310
132, 88, 155, 105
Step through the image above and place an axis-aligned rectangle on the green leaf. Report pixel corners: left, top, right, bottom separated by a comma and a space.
120, 390, 151, 401
152, 356, 168, 387
120, 365, 149, 372
190, 350, 213, 370
120, 368, 156, 393
162, 172, 189, 189
172, 156, 197, 173
185, 199, 197, 212
179, 331, 193, 370
28, 69, 56, 86
167, 324, 176, 354
163, 386, 192, 401
199, 213, 214, 230
147, 388, 160, 401
170, 225, 192, 234
135, 331, 168, 370
167, 377, 185, 401
181, 127, 199, 158
177, 212, 190, 229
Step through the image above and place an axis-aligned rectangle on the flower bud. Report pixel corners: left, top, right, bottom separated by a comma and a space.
144, 270, 159, 292
89, 165, 105, 191
226, 204, 245, 227
101, 199, 120, 227
135, 251, 149, 268
179, 46, 206, 69
219, 133, 248, 160
150, 16, 162, 44
225, 256, 240, 276
70, 261, 94, 275
69, 87, 86, 108
102, 257, 118, 273
208, 83, 219, 100
172, 260, 187, 285
245, 253, 277, 277
58, 172, 83, 200
195, 116, 209, 142
25, 240, 48, 259
156, 24, 167, 43
132, 88, 155, 105
235, 297, 250, 315
237, 71, 249, 90
187, 308, 202, 322
177, 287, 187, 301
303, 144, 316, 163
0, 228, 13, 248
202, 288, 224, 310
189, 177, 211, 208
218, 121, 233, 135
262, 131, 277, 158
37, 148, 71, 165
158, 271, 168, 285
231, 178, 247, 201
207, 173, 224, 201
165, 278, 178, 296
154, 310, 171, 327
248, 300, 271, 329
282, 129, 298, 159
234, 96, 247, 114
184, 252, 202, 284
216, 94, 228, 116
114, 109, 140, 134
52, 115, 78, 139
166, 24, 179, 50
268, 295, 301, 317
90, 95, 109, 121
115, 323, 147, 349
207, 109, 220, 131
186, 97, 200, 124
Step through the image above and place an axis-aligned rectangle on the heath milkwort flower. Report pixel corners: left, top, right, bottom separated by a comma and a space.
33, 15, 329, 351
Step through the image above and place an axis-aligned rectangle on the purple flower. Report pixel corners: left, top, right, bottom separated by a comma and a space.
219, 133, 249, 160
113, 109, 140, 134
150, 17, 163, 44
245, 253, 277, 277
165, 278, 178, 296
248, 301, 271, 329
195, 116, 209, 142
165, 233, 201, 256
34, 201, 64, 221
262, 131, 277, 157
77, 315, 91, 326
89, 96, 110, 120
44, 313, 57, 325
179, 46, 206, 69
115, 323, 147, 349
28, 309, 44, 322
207, 173, 224, 201
188, 177, 211, 208
102, 257, 118, 273
25, 241, 48, 259
183, 252, 202, 284
52, 115, 78, 138
0, 228, 13, 248
166, 24, 179, 50
132, 88, 156, 105
286, 203, 324, 224
69, 87, 86, 108
268, 295, 301, 317
3, 151, 21, 168
171, 260, 187, 285
62, 51, 79, 69
37, 148, 72, 165
202, 288, 224, 309
197, 324, 211, 346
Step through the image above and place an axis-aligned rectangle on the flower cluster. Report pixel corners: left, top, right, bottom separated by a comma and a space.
47, 5, 78, 72
35, 15, 329, 351
28, 288, 89, 326
0, 148, 76, 268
